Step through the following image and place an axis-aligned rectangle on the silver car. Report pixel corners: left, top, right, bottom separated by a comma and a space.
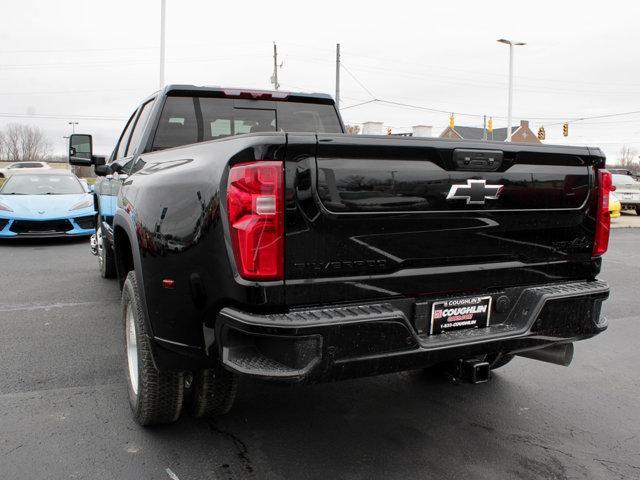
0, 161, 52, 179
612, 173, 640, 214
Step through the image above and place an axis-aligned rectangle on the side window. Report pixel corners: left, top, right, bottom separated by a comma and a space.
126, 99, 156, 156
114, 111, 137, 160
151, 97, 198, 151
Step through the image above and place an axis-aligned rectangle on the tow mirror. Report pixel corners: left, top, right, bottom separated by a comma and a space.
93, 156, 110, 176
69, 134, 94, 166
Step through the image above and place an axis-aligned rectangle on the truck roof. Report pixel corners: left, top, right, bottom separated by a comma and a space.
161, 84, 336, 105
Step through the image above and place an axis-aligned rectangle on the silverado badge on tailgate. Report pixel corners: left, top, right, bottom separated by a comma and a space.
430, 296, 492, 334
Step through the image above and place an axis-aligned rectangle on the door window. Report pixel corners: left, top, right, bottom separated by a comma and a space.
114, 111, 137, 160
126, 99, 156, 156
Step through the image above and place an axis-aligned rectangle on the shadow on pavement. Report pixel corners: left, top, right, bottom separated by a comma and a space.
140, 368, 614, 480
0, 236, 90, 247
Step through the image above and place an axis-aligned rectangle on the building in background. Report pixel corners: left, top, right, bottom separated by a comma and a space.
358, 123, 433, 137
439, 120, 540, 144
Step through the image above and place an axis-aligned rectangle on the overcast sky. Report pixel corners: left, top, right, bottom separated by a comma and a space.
1, 0, 639, 161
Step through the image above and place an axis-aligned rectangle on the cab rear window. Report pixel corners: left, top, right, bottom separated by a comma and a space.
151, 96, 342, 151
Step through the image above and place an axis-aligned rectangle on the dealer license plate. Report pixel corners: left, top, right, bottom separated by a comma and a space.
430, 296, 492, 335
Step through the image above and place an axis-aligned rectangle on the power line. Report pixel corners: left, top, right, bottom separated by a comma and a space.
0, 53, 263, 70
341, 96, 640, 124
279, 53, 640, 122
341, 99, 378, 110
285, 52, 640, 98
340, 63, 377, 99
281, 43, 640, 91
544, 110, 640, 127
0, 112, 126, 121
0, 88, 147, 96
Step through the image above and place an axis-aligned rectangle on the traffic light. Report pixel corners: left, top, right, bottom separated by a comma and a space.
537, 126, 546, 140
562, 122, 569, 137
449, 113, 455, 129
487, 117, 493, 133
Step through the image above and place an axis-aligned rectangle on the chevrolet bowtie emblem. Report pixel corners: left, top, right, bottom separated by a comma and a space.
446, 179, 503, 205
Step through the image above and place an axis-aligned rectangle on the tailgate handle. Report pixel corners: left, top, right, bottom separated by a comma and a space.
453, 149, 503, 171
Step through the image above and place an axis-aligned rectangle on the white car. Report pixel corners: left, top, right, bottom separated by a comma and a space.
612, 173, 640, 214
0, 161, 52, 179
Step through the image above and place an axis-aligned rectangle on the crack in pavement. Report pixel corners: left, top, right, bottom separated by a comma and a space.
2, 444, 23, 456
207, 421, 254, 475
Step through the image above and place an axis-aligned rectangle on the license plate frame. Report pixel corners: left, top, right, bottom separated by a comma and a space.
430, 295, 492, 335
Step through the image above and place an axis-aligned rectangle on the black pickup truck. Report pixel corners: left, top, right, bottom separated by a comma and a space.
69, 85, 611, 426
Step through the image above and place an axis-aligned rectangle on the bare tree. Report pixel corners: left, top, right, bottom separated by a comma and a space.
4, 124, 22, 162
0, 130, 5, 160
617, 145, 638, 170
345, 124, 361, 135
1, 124, 51, 162
20, 125, 50, 161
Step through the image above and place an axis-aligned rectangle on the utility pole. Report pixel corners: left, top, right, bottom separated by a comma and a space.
335, 43, 341, 110
271, 42, 280, 90
497, 38, 526, 141
68, 121, 78, 134
159, 0, 166, 89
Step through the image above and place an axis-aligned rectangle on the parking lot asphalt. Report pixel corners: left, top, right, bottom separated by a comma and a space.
611, 210, 640, 229
1, 232, 639, 480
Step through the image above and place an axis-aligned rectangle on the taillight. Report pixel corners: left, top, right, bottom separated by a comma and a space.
227, 161, 284, 280
593, 169, 612, 256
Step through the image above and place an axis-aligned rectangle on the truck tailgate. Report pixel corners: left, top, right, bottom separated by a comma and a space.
283, 134, 601, 306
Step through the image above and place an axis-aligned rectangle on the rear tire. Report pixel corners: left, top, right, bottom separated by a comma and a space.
189, 364, 238, 418
123, 271, 184, 426
97, 215, 116, 279
635, 207, 640, 216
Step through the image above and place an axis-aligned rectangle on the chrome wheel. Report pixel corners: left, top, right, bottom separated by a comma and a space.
96, 225, 105, 268
125, 304, 139, 395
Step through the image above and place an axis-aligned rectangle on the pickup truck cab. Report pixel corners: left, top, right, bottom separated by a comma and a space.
69, 85, 611, 426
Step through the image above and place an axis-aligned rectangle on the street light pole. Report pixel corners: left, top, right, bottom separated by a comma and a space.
497, 38, 526, 142
159, 0, 166, 89
68, 121, 78, 134
335, 43, 340, 110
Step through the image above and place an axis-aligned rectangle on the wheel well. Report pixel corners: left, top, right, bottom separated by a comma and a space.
114, 225, 134, 288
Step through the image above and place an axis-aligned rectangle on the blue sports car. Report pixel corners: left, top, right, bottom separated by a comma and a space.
0, 171, 96, 238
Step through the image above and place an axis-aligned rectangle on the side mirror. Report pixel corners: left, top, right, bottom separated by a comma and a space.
69, 134, 94, 166
93, 156, 110, 176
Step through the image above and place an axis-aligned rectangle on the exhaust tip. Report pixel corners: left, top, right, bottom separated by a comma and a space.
517, 343, 574, 367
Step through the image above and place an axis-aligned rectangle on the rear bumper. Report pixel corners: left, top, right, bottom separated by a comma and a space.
207, 280, 609, 381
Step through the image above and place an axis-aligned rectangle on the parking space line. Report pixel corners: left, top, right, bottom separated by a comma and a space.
165, 468, 180, 480
0, 300, 119, 313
